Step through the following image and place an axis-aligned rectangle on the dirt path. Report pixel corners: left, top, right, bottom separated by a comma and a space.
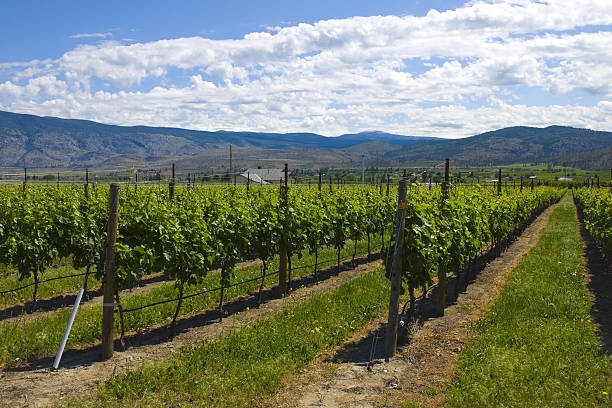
268, 201, 560, 408
0, 253, 382, 408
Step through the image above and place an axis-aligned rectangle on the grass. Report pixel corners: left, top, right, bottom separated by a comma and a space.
0, 236, 381, 368
0, 261, 100, 307
447, 195, 611, 407
62, 267, 388, 408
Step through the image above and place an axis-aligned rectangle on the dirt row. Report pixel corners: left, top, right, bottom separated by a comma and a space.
265, 200, 561, 408
0, 252, 383, 408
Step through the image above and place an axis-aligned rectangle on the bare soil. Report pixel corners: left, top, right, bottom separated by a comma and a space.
266, 202, 559, 408
0, 253, 381, 408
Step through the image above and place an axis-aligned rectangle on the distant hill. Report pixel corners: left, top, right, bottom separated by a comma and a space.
547, 147, 612, 171
385, 126, 612, 167
0, 110, 432, 168
1, 110, 612, 170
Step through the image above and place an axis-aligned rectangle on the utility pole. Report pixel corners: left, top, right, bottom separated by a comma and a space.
361, 155, 365, 187
229, 144, 233, 186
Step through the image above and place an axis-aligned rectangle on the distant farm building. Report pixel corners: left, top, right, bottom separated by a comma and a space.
236, 168, 295, 185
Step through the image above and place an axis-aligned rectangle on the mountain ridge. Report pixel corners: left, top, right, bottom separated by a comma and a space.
1, 110, 612, 169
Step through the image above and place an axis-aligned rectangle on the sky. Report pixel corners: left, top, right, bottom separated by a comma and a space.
0, 0, 611, 138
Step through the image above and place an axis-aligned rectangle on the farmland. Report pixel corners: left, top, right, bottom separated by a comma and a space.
0, 178, 609, 407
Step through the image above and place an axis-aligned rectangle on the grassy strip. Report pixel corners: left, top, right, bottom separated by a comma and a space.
0, 262, 100, 307
0, 236, 381, 368
63, 267, 388, 408
447, 196, 611, 407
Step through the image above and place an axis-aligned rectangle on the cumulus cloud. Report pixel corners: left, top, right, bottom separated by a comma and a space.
1, 0, 612, 137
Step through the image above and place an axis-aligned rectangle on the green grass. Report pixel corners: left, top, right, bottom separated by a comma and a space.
62, 267, 388, 408
447, 195, 611, 407
0, 261, 101, 307
0, 236, 381, 368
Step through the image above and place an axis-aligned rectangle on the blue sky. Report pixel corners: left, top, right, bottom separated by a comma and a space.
1, 1, 465, 61
1, 0, 611, 138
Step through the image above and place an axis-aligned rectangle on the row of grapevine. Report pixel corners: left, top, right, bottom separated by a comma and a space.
0, 184, 395, 318
0, 183, 563, 334
383, 185, 564, 317
574, 188, 612, 255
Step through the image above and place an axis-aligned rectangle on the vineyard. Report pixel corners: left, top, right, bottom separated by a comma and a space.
0, 181, 566, 374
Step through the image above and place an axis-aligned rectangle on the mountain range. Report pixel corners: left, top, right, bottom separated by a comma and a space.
1, 110, 611, 170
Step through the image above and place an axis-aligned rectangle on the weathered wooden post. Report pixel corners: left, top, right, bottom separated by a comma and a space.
437, 158, 450, 316
318, 171, 322, 192
101, 183, 120, 361
278, 164, 289, 297
497, 168, 502, 196
520, 176, 523, 192
385, 178, 407, 360
23, 167, 27, 193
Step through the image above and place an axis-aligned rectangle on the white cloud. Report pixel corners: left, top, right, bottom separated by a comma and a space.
1, 0, 612, 137
69, 32, 112, 39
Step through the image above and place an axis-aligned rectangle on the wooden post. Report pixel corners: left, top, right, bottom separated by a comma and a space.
101, 183, 120, 361
23, 167, 27, 192
597, 175, 600, 188
318, 171, 322, 192
246, 172, 250, 195
497, 168, 502, 196
531, 177, 534, 192
385, 178, 407, 360
134, 172, 138, 194
85, 168, 89, 200
169, 163, 175, 203
520, 176, 523, 192
329, 175, 332, 194
438, 158, 450, 316
278, 164, 289, 296
57, 172, 60, 188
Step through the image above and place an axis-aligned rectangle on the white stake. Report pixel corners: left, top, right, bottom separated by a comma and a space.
52, 288, 84, 370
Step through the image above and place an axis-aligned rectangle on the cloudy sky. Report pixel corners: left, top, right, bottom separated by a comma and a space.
1, 0, 611, 138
